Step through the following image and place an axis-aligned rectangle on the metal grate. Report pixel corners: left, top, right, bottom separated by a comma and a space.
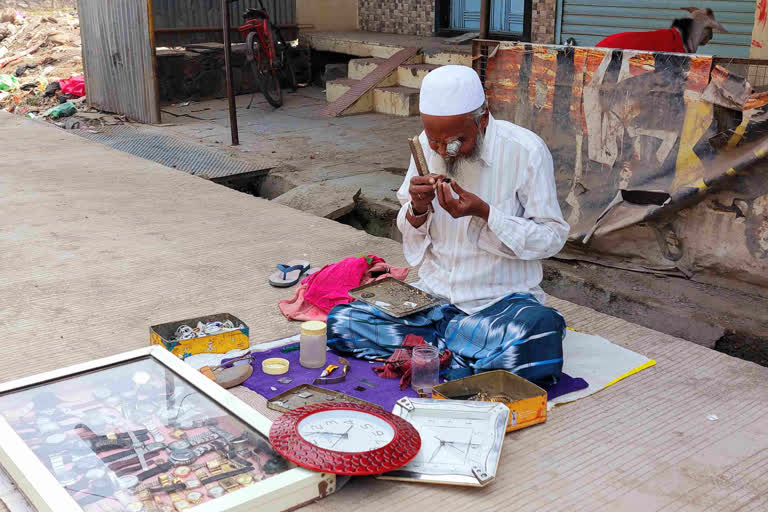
72, 125, 272, 179
712, 57, 768, 91
472, 39, 500, 85
319, 47, 420, 117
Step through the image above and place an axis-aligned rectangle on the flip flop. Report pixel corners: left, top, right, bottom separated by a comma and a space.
269, 260, 310, 287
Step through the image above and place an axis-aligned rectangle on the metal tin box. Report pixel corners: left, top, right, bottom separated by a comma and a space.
432, 370, 547, 432
150, 313, 249, 359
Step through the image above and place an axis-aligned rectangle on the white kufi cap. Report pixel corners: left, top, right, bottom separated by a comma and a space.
419, 65, 485, 116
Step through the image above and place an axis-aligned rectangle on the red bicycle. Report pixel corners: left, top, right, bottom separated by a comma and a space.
234, 0, 296, 108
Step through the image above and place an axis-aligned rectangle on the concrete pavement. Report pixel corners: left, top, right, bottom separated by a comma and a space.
1, 113, 768, 511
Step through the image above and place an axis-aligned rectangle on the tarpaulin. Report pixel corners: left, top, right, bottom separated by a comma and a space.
481, 42, 768, 289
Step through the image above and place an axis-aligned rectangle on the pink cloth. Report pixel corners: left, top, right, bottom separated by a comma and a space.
279, 255, 409, 322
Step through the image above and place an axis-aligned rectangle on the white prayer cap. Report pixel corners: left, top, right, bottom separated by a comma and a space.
419, 65, 485, 116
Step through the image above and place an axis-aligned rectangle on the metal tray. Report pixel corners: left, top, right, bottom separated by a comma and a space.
348, 277, 442, 318
267, 384, 381, 413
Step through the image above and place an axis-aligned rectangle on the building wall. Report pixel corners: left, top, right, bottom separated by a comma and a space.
297, 0, 358, 32
359, 0, 435, 37
531, 0, 556, 44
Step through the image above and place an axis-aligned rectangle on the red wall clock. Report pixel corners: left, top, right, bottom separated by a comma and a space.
269, 402, 421, 475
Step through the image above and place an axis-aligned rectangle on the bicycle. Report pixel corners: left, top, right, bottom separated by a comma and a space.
233, 0, 297, 109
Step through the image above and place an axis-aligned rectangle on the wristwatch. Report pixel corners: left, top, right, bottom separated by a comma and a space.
408, 201, 429, 218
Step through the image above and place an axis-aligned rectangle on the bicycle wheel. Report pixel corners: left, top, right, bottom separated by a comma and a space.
261, 70, 283, 108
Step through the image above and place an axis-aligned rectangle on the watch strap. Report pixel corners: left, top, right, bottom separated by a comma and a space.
138, 461, 172, 481
408, 201, 429, 218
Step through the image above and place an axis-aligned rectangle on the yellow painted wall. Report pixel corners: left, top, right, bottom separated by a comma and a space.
296, 0, 359, 32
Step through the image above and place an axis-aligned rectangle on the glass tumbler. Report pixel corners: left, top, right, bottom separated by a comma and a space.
411, 345, 440, 395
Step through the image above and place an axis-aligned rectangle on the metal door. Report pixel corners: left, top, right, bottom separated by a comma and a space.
451, 0, 526, 34
558, 0, 754, 58
78, 0, 160, 123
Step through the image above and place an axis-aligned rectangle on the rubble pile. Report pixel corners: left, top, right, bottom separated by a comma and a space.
0, 8, 94, 124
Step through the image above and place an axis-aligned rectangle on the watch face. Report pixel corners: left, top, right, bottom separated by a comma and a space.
297, 410, 395, 452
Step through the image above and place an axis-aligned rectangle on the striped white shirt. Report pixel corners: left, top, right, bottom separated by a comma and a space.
396, 114, 569, 314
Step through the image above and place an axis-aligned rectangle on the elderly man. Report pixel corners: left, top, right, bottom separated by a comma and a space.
327, 65, 569, 385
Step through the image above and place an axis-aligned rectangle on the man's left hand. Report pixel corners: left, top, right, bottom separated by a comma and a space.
436, 180, 490, 221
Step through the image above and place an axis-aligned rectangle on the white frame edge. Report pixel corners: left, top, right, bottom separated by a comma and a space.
0, 346, 332, 512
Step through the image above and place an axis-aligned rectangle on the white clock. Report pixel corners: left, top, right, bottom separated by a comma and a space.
297, 409, 396, 452
378, 397, 509, 486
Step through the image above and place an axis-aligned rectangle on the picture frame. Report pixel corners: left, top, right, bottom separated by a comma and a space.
0, 346, 335, 512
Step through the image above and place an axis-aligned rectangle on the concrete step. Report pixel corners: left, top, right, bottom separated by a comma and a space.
373, 86, 420, 117
325, 78, 373, 114
397, 63, 439, 89
348, 57, 387, 79
422, 47, 473, 67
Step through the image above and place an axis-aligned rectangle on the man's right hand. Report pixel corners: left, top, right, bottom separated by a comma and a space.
409, 174, 441, 214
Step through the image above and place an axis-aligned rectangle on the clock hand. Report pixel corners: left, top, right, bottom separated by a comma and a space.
427, 437, 443, 462
330, 424, 354, 449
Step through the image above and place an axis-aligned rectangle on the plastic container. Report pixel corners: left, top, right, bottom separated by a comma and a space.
300, 321, 327, 369
411, 345, 440, 395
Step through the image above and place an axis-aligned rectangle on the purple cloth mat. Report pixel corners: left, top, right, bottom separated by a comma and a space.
546, 373, 589, 400
230, 344, 588, 410
233, 344, 419, 411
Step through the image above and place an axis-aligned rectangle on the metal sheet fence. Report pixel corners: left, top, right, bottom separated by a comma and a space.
153, 0, 296, 46
78, 0, 160, 123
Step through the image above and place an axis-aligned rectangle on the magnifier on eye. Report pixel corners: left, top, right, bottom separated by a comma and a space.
445, 140, 461, 157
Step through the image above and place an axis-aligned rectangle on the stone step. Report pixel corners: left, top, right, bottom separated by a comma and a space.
422, 47, 473, 67
397, 63, 440, 89
325, 78, 373, 114
373, 86, 420, 117
348, 57, 387, 80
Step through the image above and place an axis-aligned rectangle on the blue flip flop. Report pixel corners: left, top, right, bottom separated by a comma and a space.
269, 260, 310, 287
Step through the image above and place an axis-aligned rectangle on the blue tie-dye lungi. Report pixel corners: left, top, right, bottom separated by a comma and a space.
327, 293, 565, 385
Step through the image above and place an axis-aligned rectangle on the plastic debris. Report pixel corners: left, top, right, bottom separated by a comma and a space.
0, 74, 19, 91
44, 100, 76, 119
59, 74, 84, 97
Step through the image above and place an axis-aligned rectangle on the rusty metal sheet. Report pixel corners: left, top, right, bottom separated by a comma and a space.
77, 0, 160, 124
484, 42, 768, 289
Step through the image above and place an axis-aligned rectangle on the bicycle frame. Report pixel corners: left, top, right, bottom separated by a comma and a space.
238, 12, 278, 72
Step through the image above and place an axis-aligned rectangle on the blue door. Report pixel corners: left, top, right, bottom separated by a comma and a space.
450, 0, 525, 34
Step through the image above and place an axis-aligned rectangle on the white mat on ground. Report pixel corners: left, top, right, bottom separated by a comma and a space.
552, 329, 656, 409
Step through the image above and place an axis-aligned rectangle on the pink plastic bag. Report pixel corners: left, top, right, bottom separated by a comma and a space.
59, 75, 85, 97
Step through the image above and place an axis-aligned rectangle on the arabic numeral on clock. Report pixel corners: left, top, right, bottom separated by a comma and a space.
311, 424, 323, 430
360, 424, 372, 430
375, 431, 384, 436
325, 420, 338, 425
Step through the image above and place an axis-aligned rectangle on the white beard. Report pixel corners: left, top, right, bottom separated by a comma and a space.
434, 131, 485, 179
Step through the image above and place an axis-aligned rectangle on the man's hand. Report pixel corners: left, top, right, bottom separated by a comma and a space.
437, 180, 490, 221
408, 174, 441, 214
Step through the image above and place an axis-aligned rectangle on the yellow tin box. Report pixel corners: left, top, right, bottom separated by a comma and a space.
432, 370, 547, 433
150, 313, 249, 359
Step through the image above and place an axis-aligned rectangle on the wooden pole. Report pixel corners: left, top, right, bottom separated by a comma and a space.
222, 0, 239, 146
479, 0, 491, 39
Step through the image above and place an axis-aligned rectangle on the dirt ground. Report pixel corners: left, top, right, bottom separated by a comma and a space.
0, 7, 84, 118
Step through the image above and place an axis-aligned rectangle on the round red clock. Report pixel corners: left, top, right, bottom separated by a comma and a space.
269, 402, 421, 475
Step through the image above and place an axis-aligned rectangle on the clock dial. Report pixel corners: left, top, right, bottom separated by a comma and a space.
269, 403, 421, 475
298, 410, 395, 452
379, 398, 508, 487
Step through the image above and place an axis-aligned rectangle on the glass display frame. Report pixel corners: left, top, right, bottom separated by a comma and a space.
0, 346, 335, 512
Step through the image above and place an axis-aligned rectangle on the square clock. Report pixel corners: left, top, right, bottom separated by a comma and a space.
377, 397, 509, 487
0, 346, 335, 512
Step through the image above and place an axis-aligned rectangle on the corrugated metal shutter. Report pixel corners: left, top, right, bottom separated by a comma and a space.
560, 0, 754, 58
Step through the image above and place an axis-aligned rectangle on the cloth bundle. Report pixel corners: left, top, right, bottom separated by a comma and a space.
372, 334, 452, 390
279, 255, 409, 322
